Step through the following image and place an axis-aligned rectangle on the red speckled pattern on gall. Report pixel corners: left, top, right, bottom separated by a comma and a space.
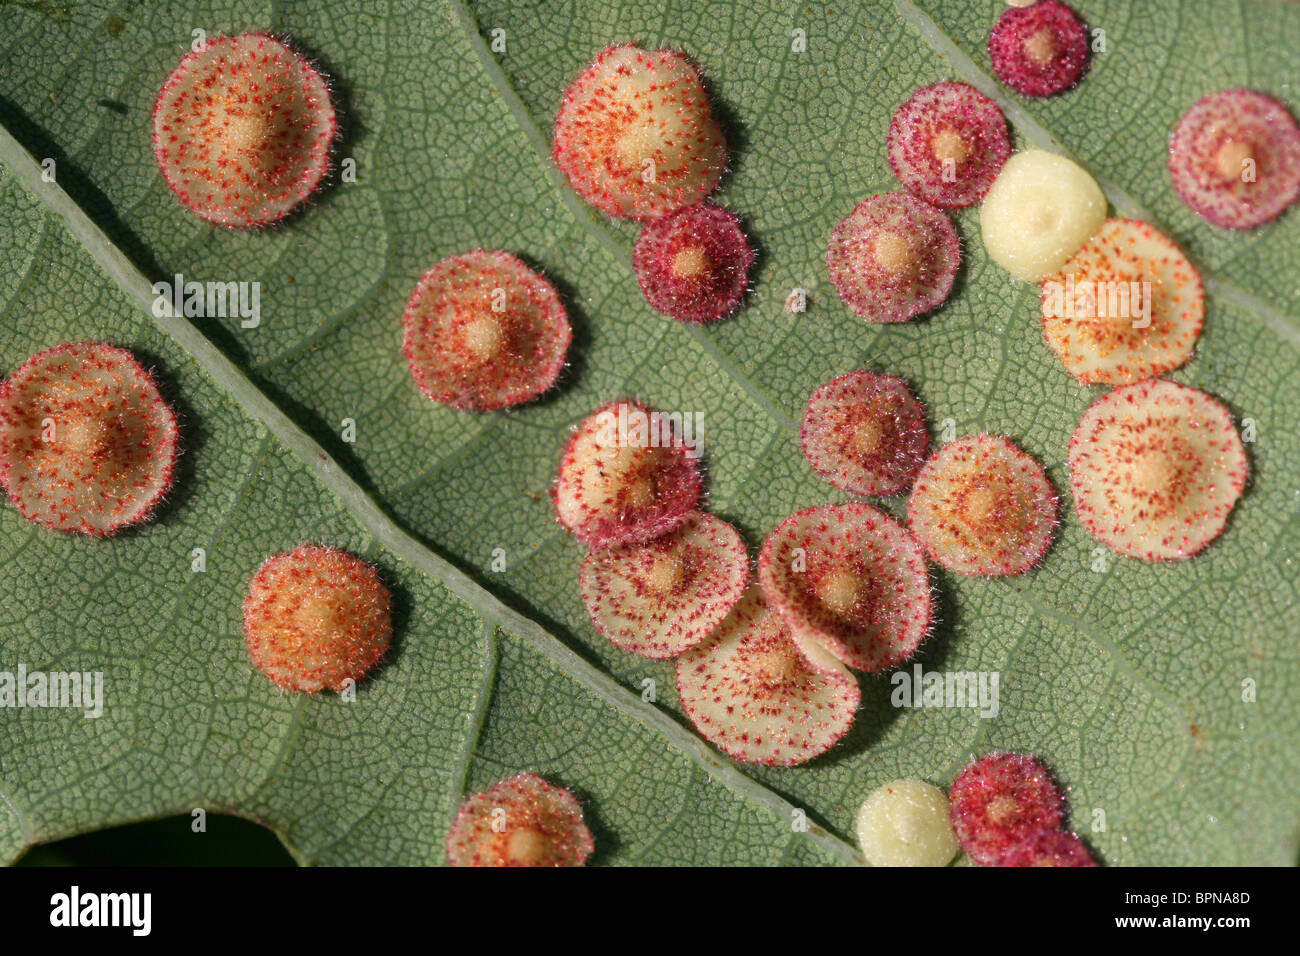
1168, 89, 1300, 230
401, 250, 572, 411
1040, 218, 1205, 385
1068, 380, 1248, 562
552, 44, 727, 220
800, 370, 929, 497
888, 81, 1011, 208
908, 434, 1058, 577
0, 342, 178, 536
988, 0, 1090, 98
446, 773, 594, 867
243, 544, 392, 693
152, 33, 337, 228
758, 502, 932, 673
1000, 828, 1097, 867
676, 587, 860, 767
633, 203, 754, 323
826, 193, 960, 323
580, 511, 748, 659
949, 751, 1064, 866
554, 399, 702, 548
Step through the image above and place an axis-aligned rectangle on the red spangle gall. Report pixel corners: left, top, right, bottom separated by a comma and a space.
633, 203, 754, 323
908, 434, 1058, 577
949, 751, 1065, 866
243, 544, 392, 693
0, 342, 179, 536
446, 773, 594, 867
1168, 89, 1300, 230
553, 44, 727, 220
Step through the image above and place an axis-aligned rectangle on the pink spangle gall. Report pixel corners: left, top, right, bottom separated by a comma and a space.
554, 399, 702, 548
1067, 380, 1248, 561
579, 511, 748, 659
1169, 89, 1300, 230
888, 82, 1011, 208
800, 370, 929, 497
989, 1, 1090, 98
826, 193, 960, 323
675, 587, 860, 767
757, 502, 932, 673
152, 32, 337, 227
907, 434, 1057, 577
401, 250, 572, 411
1041, 218, 1204, 385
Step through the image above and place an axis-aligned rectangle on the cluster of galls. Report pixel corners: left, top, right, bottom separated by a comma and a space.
852, 752, 1099, 867
828, 80, 1012, 322
554, 44, 755, 324
555, 399, 869, 767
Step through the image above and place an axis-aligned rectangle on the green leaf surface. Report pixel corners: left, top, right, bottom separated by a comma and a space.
0, 0, 1296, 866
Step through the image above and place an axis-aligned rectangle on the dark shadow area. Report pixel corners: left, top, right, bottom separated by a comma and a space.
0, 94, 170, 286
817, 672, 906, 764
249, 371, 386, 499
114, 346, 206, 535
912, 570, 960, 672
16, 813, 294, 866
734, 208, 766, 315
943, 216, 972, 304
700, 72, 750, 192
568, 782, 620, 865
356, 561, 411, 690
274, 37, 366, 227
513, 253, 589, 404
